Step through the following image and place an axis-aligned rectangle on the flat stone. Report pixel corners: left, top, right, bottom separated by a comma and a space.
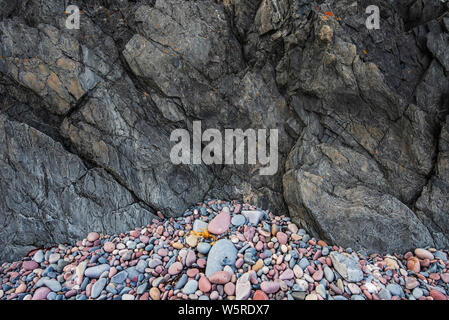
260, 281, 280, 294
414, 248, 434, 260
312, 269, 323, 281
252, 259, 264, 272
329, 252, 363, 282
84, 264, 110, 279
287, 223, 298, 234
122, 294, 135, 300
198, 275, 211, 293
205, 239, 237, 277
91, 278, 107, 299
148, 258, 162, 268
348, 283, 360, 295
236, 273, 251, 300
182, 280, 198, 295
111, 270, 128, 284
22, 260, 38, 271
293, 265, 303, 278
279, 268, 294, 280
43, 279, 62, 292
33, 250, 44, 263
298, 257, 309, 270
305, 293, 318, 300
405, 277, 419, 290
224, 282, 236, 296
136, 260, 148, 273
316, 284, 326, 298
241, 211, 264, 225
174, 274, 188, 290
386, 283, 403, 297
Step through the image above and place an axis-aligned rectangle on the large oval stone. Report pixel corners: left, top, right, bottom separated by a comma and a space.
205, 239, 237, 277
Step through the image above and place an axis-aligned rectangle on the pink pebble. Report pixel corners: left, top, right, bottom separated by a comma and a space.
260, 281, 280, 294
32, 287, 51, 300
208, 211, 231, 235
168, 262, 183, 275
199, 275, 211, 293
22, 261, 38, 271
279, 268, 294, 280
155, 265, 163, 274
209, 271, 232, 284
140, 236, 150, 244
276, 232, 288, 245
103, 242, 115, 253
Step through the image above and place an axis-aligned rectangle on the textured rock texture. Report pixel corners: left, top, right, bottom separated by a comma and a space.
0, 0, 448, 261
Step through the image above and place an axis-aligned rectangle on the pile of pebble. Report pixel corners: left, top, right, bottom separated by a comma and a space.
1, 199, 448, 300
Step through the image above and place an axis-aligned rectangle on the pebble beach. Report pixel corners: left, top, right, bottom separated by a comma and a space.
1, 200, 448, 301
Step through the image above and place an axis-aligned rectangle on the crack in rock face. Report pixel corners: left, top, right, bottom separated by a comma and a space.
0, 0, 449, 262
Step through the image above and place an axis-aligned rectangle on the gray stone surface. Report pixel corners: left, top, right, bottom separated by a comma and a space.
205, 239, 238, 277
329, 252, 364, 283
281, 0, 449, 253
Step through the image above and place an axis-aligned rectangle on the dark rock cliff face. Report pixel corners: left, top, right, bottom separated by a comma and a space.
0, 0, 447, 261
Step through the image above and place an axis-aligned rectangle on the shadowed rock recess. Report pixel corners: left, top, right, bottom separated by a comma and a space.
0, 0, 447, 262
